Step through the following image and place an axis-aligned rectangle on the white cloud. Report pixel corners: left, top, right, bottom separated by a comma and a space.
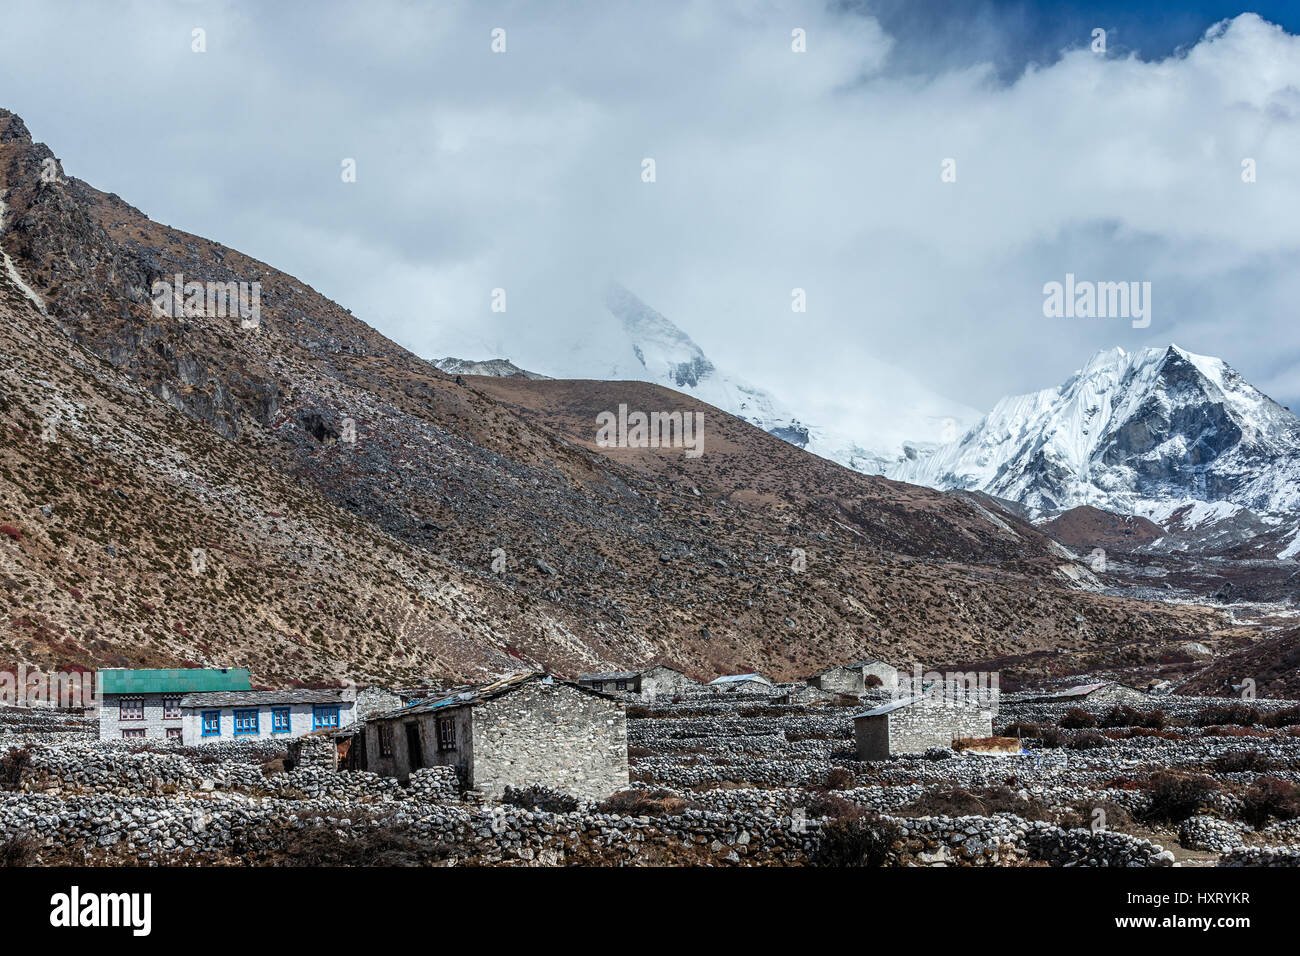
1, 2, 1297, 419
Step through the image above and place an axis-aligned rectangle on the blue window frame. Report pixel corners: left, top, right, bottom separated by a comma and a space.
313, 705, 340, 731
271, 707, 291, 733
233, 708, 259, 735
201, 710, 221, 737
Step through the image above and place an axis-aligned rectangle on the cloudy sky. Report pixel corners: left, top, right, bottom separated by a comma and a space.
3, 0, 1299, 428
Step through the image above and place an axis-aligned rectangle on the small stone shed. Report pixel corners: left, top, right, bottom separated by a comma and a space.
708, 673, 774, 695
1027, 681, 1149, 706
853, 659, 900, 691
577, 670, 641, 694
354, 673, 628, 801
577, 665, 696, 699
853, 692, 993, 759
807, 660, 900, 697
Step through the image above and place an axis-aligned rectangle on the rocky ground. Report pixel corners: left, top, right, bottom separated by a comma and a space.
4, 689, 1300, 867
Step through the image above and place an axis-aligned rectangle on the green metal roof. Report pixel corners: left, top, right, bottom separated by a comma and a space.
98, 668, 252, 695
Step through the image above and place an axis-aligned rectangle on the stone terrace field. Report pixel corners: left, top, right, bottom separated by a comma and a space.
3, 695, 1300, 866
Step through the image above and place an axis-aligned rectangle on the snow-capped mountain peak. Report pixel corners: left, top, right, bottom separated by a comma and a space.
892, 344, 1300, 519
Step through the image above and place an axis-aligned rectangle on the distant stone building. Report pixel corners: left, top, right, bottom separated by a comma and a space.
97, 668, 251, 741
356, 685, 403, 718
808, 665, 867, 696
853, 659, 900, 692
577, 665, 695, 699
354, 673, 628, 801
807, 660, 899, 697
1027, 681, 1149, 705
578, 670, 641, 694
708, 673, 775, 695
638, 665, 695, 698
179, 688, 356, 743
853, 692, 993, 759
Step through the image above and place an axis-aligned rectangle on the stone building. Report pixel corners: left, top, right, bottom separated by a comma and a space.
807, 665, 867, 696
853, 691, 993, 759
853, 659, 900, 691
708, 673, 774, 695
807, 660, 900, 697
356, 685, 403, 718
179, 688, 356, 743
1027, 681, 1149, 705
97, 668, 251, 741
577, 670, 641, 694
354, 673, 628, 801
576, 665, 695, 699
639, 665, 695, 698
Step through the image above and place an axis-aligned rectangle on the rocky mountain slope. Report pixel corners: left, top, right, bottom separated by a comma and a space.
0, 108, 1224, 684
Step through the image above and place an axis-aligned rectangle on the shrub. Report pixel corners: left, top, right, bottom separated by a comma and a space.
1212, 751, 1278, 774
1098, 705, 1167, 729
1262, 706, 1300, 729
625, 706, 650, 719
822, 767, 857, 790
279, 824, 450, 866
805, 792, 861, 820
1240, 777, 1300, 829
1057, 800, 1133, 831
1059, 708, 1096, 729
1066, 732, 1111, 750
0, 834, 39, 867
1193, 704, 1260, 727
999, 721, 1042, 738
813, 813, 902, 867
900, 786, 1051, 822
1139, 772, 1219, 824
598, 788, 687, 816
503, 784, 579, 814
0, 747, 31, 791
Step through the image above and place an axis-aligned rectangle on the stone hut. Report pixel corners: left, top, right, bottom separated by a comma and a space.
354, 673, 628, 801
577, 670, 641, 695
577, 665, 696, 700
808, 665, 868, 696
853, 659, 900, 692
1027, 681, 1149, 705
853, 691, 993, 759
355, 685, 404, 718
708, 673, 775, 695
638, 665, 695, 698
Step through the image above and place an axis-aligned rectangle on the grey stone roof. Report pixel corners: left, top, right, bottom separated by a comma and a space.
178, 688, 354, 708
366, 672, 620, 723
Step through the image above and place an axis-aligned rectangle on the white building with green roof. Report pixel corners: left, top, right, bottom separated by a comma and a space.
97, 668, 250, 742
